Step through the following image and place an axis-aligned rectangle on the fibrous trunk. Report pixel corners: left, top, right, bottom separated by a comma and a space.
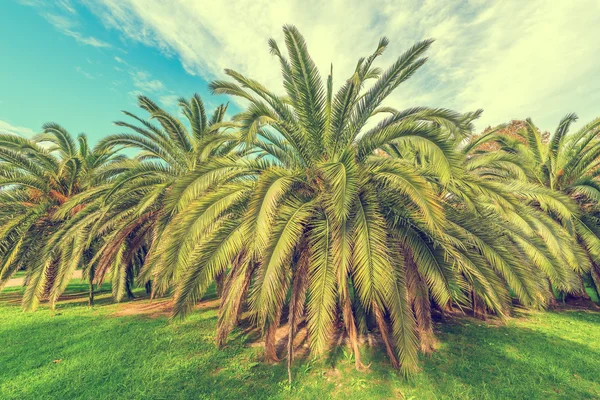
373, 302, 399, 369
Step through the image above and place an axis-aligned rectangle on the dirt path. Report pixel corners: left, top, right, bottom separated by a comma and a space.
4, 269, 83, 288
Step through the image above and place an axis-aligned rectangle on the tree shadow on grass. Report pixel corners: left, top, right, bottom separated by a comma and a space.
551, 308, 600, 325
0, 282, 116, 309
417, 313, 600, 399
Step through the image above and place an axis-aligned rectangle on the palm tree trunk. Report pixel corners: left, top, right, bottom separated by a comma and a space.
43, 260, 59, 309
126, 265, 135, 299
470, 289, 479, 318
590, 266, 600, 305
265, 318, 280, 363
287, 317, 295, 384
404, 246, 435, 353
342, 293, 365, 370
373, 302, 399, 369
265, 289, 286, 363
287, 252, 308, 383
215, 271, 225, 298
126, 280, 135, 299
265, 293, 285, 363
88, 265, 96, 307
547, 279, 558, 309
216, 259, 256, 348
89, 283, 94, 306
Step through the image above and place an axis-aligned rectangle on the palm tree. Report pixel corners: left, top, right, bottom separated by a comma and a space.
378, 113, 585, 314
464, 116, 600, 301
0, 124, 123, 309
52, 94, 239, 303
154, 26, 571, 379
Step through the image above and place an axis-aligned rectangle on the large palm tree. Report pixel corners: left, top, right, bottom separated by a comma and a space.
465, 116, 600, 301
150, 26, 573, 378
52, 94, 239, 303
0, 124, 123, 309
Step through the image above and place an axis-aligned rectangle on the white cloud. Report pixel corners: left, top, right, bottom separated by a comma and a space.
0, 120, 36, 136
112, 55, 171, 102
158, 94, 180, 109
128, 90, 143, 98
131, 70, 164, 93
80, 0, 600, 131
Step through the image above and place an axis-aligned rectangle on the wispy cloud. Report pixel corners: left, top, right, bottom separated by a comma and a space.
75, 66, 95, 79
158, 94, 180, 110
57, 0, 76, 14
111, 55, 165, 94
43, 13, 111, 48
19, 1, 111, 48
83, 0, 600, 130
131, 70, 164, 93
0, 120, 36, 136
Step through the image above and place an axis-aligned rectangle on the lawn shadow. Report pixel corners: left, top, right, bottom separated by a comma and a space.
418, 312, 600, 399
552, 308, 600, 325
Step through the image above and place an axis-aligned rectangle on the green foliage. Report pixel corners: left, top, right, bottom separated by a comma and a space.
159, 26, 589, 376
0, 125, 123, 309
464, 115, 600, 300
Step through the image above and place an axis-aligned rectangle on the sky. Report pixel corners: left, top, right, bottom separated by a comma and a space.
1, 0, 599, 144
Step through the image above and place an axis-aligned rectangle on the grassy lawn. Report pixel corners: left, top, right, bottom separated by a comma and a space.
11, 270, 26, 279
1, 283, 599, 400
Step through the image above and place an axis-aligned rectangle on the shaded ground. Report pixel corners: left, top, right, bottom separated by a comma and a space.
1, 282, 600, 399
112, 297, 220, 318
4, 269, 82, 288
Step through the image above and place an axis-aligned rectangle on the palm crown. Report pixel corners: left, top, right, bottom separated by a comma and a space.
0, 124, 123, 308
466, 116, 600, 299
50, 94, 238, 304
148, 26, 584, 376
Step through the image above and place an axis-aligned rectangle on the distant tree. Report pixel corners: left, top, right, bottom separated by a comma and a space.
52, 94, 238, 304
464, 115, 600, 302
0, 125, 123, 308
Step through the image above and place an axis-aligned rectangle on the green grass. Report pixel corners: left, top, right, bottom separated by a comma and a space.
1, 283, 599, 400
11, 270, 26, 279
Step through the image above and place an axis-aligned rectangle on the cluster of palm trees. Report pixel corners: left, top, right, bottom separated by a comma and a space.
1, 26, 599, 377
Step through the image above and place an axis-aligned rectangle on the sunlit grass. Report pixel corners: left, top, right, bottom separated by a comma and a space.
1, 282, 599, 399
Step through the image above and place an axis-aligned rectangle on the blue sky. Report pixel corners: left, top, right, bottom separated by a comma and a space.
0, 1, 227, 143
1, 0, 600, 144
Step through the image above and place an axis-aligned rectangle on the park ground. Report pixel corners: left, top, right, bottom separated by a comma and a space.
1, 280, 599, 400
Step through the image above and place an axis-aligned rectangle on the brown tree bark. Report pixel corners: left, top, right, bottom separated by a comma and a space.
215, 271, 225, 298
287, 250, 308, 383
373, 303, 399, 369
265, 315, 281, 363
342, 293, 366, 370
